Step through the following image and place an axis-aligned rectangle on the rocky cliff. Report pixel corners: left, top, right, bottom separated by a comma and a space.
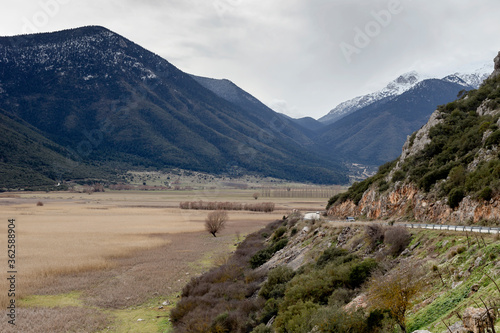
328, 182, 500, 224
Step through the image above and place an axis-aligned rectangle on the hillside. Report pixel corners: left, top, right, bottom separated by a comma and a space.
0, 111, 113, 190
327, 52, 500, 224
0, 26, 348, 186
190, 75, 319, 147
170, 214, 500, 333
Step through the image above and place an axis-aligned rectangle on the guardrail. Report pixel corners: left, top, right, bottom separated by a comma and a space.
398, 223, 500, 234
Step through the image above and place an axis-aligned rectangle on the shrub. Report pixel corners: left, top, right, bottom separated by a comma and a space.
283, 264, 351, 307
478, 186, 493, 201
259, 266, 295, 300
249, 238, 288, 269
392, 170, 405, 183
251, 324, 273, 333
365, 224, 386, 250
309, 305, 369, 333
36, 201, 44, 206
258, 298, 281, 325
328, 287, 356, 306
348, 258, 378, 288
205, 210, 228, 237
384, 226, 411, 256
448, 187, 465, 208
274, 300, 319, 333
272, 226, 287, 241
485, 129, 500, 148
316, 247, 349, 268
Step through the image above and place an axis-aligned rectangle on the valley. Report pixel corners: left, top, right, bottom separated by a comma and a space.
0, 19, 499, 333
0, 188, 330, 332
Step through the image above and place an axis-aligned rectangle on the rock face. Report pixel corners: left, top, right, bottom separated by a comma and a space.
328, 182, 500, 224
398, 110, 443, 164
462, 307, 496, 333
490, 51, 500, 79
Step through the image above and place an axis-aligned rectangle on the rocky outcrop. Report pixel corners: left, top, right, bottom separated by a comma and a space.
398, 110, 443, 165
258, 225, 329, 271
462, 307, 497, 333
489, 51, 500, 79
328, 183, 500, 224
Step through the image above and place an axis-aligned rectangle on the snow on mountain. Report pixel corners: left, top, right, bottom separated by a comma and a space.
442, 62, 492, 89
319, 63, 493, 125
318, 71, 426, 125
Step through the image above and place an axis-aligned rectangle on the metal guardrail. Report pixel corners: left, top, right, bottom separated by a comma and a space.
398, 223, 500, 234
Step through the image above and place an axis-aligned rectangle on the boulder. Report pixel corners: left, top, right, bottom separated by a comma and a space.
463, 307, 496, 333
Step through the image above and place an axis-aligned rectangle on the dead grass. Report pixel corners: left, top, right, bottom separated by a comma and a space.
0, 190, 326, 331
2, 307, 111, 333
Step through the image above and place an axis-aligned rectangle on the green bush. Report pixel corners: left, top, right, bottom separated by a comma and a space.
272, 226, 287, 241
250, 238, 288, 268
258, 298, 281, 326
316, 247, 350, 268
251, 324, 273, 333
484, 130, 500, 148
283, 264, 351, 307
478, 186, 493, 201
392, 170, 405, 182
448, 187, 465, 208
309, 305, 369, 333
274, 301, 319, 333
348, 259, 378, 288
259, 266, 295, 300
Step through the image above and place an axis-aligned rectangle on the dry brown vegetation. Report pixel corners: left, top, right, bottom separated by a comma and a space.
180, 200, 275, 212
170, 220, 284, 332
366, 260, 427, 333
205, 210, 228, 237
0, 190, 314, 331
3, 307, 111, 333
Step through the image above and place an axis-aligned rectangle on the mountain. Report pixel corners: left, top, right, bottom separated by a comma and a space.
315, 78, 470, 166
318, 71, 425, 125
0, 111, 113, 189
190, 75, 318, 145
0, 26, 348, 186
319, 66, 491, 126
274, 112, 326, 132
290, 117, 326, 131
327, 52, 500, 224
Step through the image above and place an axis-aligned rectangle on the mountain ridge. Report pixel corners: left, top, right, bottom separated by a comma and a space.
0, 26, 348, 186
319, 66, 491, 125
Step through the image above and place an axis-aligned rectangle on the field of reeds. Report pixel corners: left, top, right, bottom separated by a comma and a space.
179, 200, 275, 212
0, 189, 328, 332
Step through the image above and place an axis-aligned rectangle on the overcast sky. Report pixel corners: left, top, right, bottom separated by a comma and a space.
1, 0, 499, 119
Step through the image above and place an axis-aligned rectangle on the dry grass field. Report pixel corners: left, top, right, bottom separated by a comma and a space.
0, 189, 328, 332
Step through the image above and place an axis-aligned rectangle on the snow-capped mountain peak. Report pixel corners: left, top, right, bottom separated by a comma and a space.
318, 71, 426, 125
319, 62, 493, 125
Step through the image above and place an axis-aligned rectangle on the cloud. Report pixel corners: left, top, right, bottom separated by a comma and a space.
1, 0, 500, 119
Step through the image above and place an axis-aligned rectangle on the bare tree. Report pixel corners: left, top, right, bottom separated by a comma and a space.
205, 210, 228, 237
366, 260, 427, 333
